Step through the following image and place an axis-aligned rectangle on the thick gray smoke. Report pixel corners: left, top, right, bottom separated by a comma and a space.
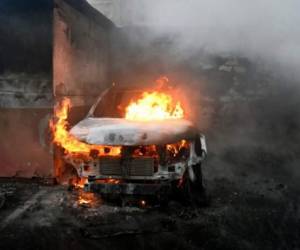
131, 0, 299, 78
88, 0, 300, 79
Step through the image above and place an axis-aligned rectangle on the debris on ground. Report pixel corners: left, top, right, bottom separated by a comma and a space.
0, 176, 298, 250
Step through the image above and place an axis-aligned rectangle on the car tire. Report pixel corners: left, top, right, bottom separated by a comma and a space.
53, 145, 78, 185
178, 163, 207, 206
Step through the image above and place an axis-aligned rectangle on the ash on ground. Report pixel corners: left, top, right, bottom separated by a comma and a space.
0, 174, 298, 250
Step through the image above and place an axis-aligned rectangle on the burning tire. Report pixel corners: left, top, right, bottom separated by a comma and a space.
174, 163, 207, 206
53, 145, 79, 185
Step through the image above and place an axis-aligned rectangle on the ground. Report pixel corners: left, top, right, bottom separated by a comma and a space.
0, 171, 298, 250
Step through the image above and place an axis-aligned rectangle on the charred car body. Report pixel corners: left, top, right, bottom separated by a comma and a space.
56, 87, 207, 202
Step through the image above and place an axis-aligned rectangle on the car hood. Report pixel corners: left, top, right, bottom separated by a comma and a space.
70, 117, 197, 146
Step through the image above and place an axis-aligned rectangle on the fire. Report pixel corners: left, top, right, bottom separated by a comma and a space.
50, 98, 121, 156
78, 196, 90, 205
51, 77, 185, 156
73, 177, 88, 189
78, 191, 97, 206
167, 139, 188, 157
125, 90, 184, 121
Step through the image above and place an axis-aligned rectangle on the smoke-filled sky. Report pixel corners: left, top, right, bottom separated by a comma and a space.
89, 0, 300, 79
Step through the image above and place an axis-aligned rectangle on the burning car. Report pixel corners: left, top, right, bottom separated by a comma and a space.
52, 79, 207, 204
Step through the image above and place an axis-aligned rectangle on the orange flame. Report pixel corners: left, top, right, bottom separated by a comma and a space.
78, 191, 97, 206
51, 77, 185, 155
167, 139, 188, 156
125, 91, 184, 121
50, 98, 121, 156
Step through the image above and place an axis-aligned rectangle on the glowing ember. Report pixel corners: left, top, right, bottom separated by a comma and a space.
106, 178, 121, 184
167, 140, 188, 156
74, 177, 88, 189
78, 192, 97, 206
125, 85, 184, 121
50, 98, 121, 156
78, 197, 90, 205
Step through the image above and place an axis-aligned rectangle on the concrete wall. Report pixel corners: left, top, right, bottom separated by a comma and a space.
0, 0, 114, 177
0, 0, 53, 177
53, 0, 115, 181
53, 0, 114, 110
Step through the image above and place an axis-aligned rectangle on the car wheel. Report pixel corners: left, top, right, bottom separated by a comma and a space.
53, 145, 78, 185
179, 163, 207, 206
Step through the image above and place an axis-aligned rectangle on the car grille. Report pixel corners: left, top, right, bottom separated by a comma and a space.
99, 156, 154, 177
99, 157, 122, 176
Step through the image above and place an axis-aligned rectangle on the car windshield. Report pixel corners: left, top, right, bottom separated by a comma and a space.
93, 89, 143, 118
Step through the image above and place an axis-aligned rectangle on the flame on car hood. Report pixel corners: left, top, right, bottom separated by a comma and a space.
125, 91, 184, 121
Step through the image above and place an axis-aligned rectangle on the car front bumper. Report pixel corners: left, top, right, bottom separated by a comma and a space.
84, 182, 172, 196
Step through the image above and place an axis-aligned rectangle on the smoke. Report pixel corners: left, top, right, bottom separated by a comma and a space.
120, 0, 300, 78
85, 0, 300, 79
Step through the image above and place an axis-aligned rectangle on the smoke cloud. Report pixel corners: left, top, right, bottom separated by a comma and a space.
147, 0, 300, 73
143, 1, 299, 75
102, 0, 300, 79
